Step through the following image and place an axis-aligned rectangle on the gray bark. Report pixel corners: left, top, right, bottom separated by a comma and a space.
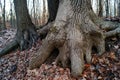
30, 0, 105, 77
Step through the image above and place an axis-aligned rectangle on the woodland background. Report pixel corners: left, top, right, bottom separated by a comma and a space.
0, 0, 120, 80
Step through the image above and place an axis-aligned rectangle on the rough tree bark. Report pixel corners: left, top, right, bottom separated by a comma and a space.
1, 0, 120, 77
29, 0, 105, 77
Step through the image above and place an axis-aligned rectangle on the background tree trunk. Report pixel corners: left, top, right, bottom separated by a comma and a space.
117, 1, 120, 17
98, 0, 103, 17
106, 0, 109, 17
42, 0, 46, 25
0, 0, 38, 56
114, 0, 116, 16
0, 0, 6, 30
47, 0, 59, 22
10, 1, 13, 28
2, 0, 6, 29
14, 0, 38, 50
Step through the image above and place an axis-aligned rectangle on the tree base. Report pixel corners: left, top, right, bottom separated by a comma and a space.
0, 25, 38, 57
16, 25, 38, 50
29, 19, 105, 77
29, 0, 106, 77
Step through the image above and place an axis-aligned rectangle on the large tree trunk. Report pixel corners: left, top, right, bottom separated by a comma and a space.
29, 0, 105, 77
14, 0, 38, 50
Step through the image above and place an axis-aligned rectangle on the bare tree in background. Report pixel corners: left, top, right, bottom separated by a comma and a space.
0, 0, 6, 29
98, 0, 103, 17
10, 1, 13, 27
3, 0, 6, 29
33, 0, 37, 25
0, 0, 2, 29
117, 0, 120, 17
42, 0, 47, 25
105, 0, 109, 17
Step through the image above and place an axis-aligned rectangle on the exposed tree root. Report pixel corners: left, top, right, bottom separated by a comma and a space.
89, 9, 120, 38
0, 40, 18, 57
29, 41, 55, 69
16, 26, 38, 50
55, 42, 70, 68
29, 19, 105, 77
0, 25, 38, 57
29, 24, 66, 69
1, 0, 120, 78
105, 27, 120, 37
99, 21, 119, 31
29, 38, 55, 69
0, 21, 55, 57
37, 22, 54, 39
97, 20, 120, 38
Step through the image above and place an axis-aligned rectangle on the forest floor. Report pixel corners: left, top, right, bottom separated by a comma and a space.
0, 27, 120, 80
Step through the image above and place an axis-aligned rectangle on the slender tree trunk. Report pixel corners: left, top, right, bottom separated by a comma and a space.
42, 0, 46, 25
2, 0, 6, 29
33, 0, 37, 25
14, 0, 38, 50
114, 0, 116, 16
98, 0, 103, 17
117, 1, 120, 17
10, 2, 13, 27
0, 0, 2, 29
106, 0, 109, 17
3, 0, 6, 28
